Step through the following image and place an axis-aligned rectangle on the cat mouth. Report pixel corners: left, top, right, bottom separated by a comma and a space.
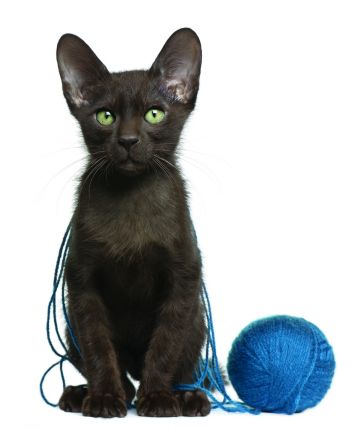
117, 157, 146, 175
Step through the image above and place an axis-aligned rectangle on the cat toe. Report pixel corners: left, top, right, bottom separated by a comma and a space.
136, 391, 181, 417
59, 385, 88, 413
82, 393, 127, 418
175, 389, 211, 416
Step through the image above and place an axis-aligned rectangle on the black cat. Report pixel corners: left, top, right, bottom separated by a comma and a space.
56, 28, 210, 417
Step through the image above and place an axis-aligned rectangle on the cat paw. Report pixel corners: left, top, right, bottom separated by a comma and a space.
82, 392, 127, 418
59, 385, 88, 413
175, 390, 211, 416
136, 391, 181, 417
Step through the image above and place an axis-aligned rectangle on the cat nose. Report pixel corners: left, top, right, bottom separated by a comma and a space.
118, 136, 139, 151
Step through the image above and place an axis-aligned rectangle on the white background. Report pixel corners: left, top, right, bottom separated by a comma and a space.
1, 0, 354, 427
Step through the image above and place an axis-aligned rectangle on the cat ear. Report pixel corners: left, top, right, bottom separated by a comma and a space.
56, 34, 110, 109
150, 28, 202, 105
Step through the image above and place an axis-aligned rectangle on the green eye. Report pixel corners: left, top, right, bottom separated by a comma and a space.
144, 108, 165, 124
96, 110, 115, 126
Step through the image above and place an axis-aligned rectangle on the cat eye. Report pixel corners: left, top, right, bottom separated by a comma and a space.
144, 108, 165, 125
96, 110, 115, 126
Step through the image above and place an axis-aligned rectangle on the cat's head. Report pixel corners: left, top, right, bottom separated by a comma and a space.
56, 28, 202, 176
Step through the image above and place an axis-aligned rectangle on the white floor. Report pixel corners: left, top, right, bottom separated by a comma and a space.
16, 377, 347, 429
29, 397, 344, 429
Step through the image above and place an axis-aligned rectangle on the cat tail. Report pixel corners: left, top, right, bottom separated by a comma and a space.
203, 360, 229, 392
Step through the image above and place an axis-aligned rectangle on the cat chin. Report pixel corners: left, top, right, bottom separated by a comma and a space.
115, 159, 147, 177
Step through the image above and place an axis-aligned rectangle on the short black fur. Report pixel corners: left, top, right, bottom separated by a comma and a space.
56, 28, 210, 418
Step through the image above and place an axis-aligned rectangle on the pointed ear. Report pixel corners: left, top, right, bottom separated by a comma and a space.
56, 34, 110, 109
149, 28, 202, 105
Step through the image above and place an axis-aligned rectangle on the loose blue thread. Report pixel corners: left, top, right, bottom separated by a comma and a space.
39, 222, 80, 407
40, 222, 258, 414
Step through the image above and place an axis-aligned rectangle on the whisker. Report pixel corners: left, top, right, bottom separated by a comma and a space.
88, 158, 108, 199
154, 149, 216, 181
154, 158, 170, 184
153, 156, 177, 188
104, 160, 112, 184
56, 169, 83, 205
80, 156, 106, 193
91, 150, 108, 156
38, 155, 89, 200
182, 157, 221, 185
154, 141, 219, 160
154, 154, 177, 170
43, 145, 84, 156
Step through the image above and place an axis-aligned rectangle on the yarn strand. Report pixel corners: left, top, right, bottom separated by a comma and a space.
40, 223, 74, 406
40, 221, 258, 414
174, 281, 259, 414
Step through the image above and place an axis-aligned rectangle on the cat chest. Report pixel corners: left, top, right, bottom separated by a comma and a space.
82, 190, 179, 258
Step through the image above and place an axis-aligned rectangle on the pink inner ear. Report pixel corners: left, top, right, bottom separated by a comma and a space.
163, 77, 197, 105
63, 82, 89, 108
165, 78, 188, 104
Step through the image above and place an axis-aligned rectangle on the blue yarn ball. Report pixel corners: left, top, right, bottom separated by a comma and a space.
227, 316, 335, 414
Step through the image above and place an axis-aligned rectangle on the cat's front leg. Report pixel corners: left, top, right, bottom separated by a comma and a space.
136, 261, 201, 417
63, 262, 127, 418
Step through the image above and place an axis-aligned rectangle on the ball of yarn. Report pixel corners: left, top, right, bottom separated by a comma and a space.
227, 315, 335, 414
